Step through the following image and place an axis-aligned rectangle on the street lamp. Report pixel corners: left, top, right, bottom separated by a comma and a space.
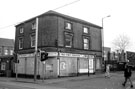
101, 15, 111, 68
34, 17, 39, 82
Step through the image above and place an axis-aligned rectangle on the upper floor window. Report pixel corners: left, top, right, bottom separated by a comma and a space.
65, 22, 72, 30
19, 38, 23, 49
32, 22, 36, 30
65, 33, 73, 48
10, 50, 13, 55
31, 34, 35, 47
4, 49, 8, 55
19, 27, 24, 33
0, 47, 2, 55
83, 27, 89, 34
83, 38, 89, 50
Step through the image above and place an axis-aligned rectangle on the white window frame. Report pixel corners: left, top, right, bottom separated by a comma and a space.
32, 22, 36, 30
65, 22, 72, 30
10, 50, 13, 55
65, 33, 73, 48
83, 38, 89, 50
4, 49, 8, 55
19, 27, 24, 33
31, 34, 35, 47
83, 27, 89, 33
19, 38, 23, 49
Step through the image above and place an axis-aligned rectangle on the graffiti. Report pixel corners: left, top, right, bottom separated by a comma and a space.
60, 61, 66, 70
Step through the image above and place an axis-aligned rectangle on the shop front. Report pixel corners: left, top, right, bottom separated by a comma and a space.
16, 52, 96, 79
0, 55, 14, 77
58, 53, 96, 76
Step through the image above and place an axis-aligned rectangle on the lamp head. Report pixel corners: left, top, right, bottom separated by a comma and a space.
107, 15, 111, 17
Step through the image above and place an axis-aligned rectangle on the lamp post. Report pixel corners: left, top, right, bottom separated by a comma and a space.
101, 15, 110, 69
34, 17, 39, 82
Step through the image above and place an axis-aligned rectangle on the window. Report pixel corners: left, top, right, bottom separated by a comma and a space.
10, 50, 13, 55
0, 47, 2, 55
83, 27, 89, 33
31, 34, 35, 47
65, 33, 73, 48
19, 38, 23, 49
19, 27, 24, 33
1, 63, 6, 70
83, 38, 89, 49
32, 22, 36, 30
65, 22, 72, 30
4, 49, 8, 55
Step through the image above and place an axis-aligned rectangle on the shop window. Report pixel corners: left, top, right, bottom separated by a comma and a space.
64, 33, 73, 48
30, 34, 35, 47
19, 38, 23, 49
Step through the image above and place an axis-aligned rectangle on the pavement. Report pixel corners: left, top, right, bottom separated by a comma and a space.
0, 72, 105, 84
0, 71, 134, 89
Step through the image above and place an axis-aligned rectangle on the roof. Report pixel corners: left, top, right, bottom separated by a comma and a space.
16, 10, 102, 29
0, 38, 14, 47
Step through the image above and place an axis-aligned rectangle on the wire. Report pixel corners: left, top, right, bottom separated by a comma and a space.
0, 0, 80, 30
53, 0, 80, 10
0, 24, 15, 30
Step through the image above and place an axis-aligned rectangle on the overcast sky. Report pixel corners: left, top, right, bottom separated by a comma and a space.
0, 0, 135, 51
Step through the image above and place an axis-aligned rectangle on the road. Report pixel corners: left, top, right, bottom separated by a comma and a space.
0, 72, 134, 89
0, 80, 65, 89
0, 82, 35, 89
46, 72, 135, 89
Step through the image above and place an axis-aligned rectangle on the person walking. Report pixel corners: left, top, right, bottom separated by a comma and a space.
122, 63, 133, 88
105, 64, 110, 78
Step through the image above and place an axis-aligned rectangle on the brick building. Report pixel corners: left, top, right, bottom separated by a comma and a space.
0, 38, 14, 76
15, 10, 102, 78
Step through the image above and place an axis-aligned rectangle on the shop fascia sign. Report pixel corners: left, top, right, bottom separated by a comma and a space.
60, 53, 94, 58
18, 53, 40, 58
18, 52, 58, 58
18, 52, 94, 59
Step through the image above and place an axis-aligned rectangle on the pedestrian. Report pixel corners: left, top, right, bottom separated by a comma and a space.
122, 63, 133, 88
105, 64, 110, 78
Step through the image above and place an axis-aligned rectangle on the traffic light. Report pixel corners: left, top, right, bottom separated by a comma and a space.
13, 53, 19, 63
40, 52, 48, 61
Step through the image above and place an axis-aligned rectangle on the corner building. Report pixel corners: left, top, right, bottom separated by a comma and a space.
14, 10, 102, 78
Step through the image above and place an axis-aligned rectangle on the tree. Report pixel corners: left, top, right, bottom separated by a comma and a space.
112, 34, 130, 53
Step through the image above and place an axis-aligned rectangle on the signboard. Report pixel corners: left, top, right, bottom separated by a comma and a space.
18, 52, 94, 59
18, 53, 35, 58
60, 53, 94, 58
46, 64, 53, 71
79, 69, 88, 73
